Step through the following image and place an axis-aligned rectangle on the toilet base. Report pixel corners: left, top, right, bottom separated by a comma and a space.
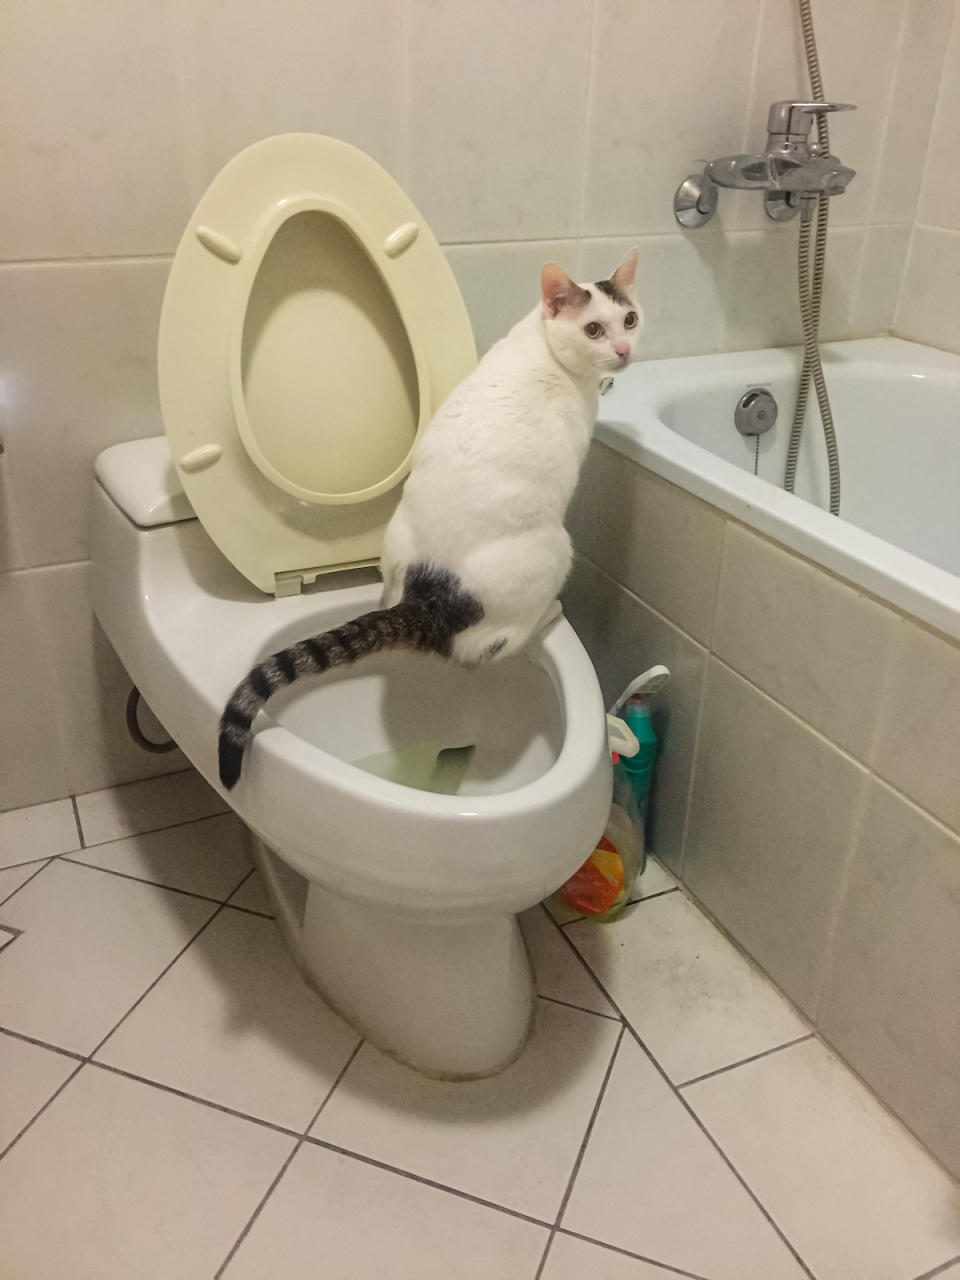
252, 838, 535, 1080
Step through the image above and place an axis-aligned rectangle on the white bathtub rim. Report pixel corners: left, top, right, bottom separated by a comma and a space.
595, 338, 960, 646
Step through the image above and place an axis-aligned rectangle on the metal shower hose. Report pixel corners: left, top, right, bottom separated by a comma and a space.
783, 0, 841, 516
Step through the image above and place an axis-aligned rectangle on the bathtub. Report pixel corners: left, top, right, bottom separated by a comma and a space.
567, 335, 960, 1179
595, 337, 960, 643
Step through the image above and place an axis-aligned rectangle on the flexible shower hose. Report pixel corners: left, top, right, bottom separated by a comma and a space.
783, 0, 841, 516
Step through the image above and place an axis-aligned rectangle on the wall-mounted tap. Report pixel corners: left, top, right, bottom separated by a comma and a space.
675, 100, 856, 227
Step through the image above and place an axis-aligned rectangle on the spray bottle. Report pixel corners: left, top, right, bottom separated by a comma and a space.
556, 665, 670, 922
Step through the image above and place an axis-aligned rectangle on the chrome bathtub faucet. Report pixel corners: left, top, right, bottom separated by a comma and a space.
674, 100, 856, 227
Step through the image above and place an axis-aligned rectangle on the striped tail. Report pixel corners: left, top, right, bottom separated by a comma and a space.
217, 564, 483, 789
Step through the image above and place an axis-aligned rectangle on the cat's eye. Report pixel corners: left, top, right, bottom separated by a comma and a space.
624, 311, 638, 329
584, 321, 604, 339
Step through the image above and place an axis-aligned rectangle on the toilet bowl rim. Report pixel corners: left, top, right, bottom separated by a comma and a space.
241, 611, 608, 818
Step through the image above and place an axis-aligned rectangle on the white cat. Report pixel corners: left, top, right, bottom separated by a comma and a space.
219, 250, 642, 788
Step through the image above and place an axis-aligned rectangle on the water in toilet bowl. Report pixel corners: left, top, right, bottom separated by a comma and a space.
351, 742, 476, 794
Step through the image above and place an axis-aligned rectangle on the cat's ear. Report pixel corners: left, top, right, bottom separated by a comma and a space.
541, 263, 590, 318
608, 247, 639, 295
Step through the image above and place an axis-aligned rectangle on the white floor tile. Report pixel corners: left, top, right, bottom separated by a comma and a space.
684, 1038, 960, 1280
66, 812, 251, 901
0, 860, 215, 1053
76, 768, 228, 846
545, 856, 677, 925
97, 907, 361, 1132
0, 1032, 77, 1151
0, 797, 78, 869
566, 892, 808, 1083
562, 1035, 809, 1280
312, 1000, 622, 1222
0, 858, 49, 904
227, 869, 274, 916
0, 1064, 292, 1280
520, 907, 617, 1017
224, 1142, 548, 1279
543, 1233, 689, 1279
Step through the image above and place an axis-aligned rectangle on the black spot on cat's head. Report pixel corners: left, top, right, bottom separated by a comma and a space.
595, 279, 630, 308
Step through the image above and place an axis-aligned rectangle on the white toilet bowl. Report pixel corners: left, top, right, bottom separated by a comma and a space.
91, 453, 610, 1076
89, 134, 611, 1078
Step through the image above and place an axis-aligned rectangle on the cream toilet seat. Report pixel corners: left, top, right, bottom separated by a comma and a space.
158, 134, 476, 594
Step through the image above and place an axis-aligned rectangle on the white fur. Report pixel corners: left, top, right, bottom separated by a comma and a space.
380, 251, 642, 664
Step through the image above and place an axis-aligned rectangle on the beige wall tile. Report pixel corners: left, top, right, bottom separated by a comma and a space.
0, 572, 69, 811
571, 443, 725, 645
895, 226, 960, 353
444, 241, 579, 357
877, 0, 956, 227
918, 1, 960, 230
0, 260, 171, 567
0, 0, 190, 259
582, 0, 762, 237
561, 558, 707, 871
848, 225, 911, 335
184, 0, 406, 198
684, 659, 868, 1015
819, 779, 960, 1179
713, 523, 898, 757
580, 236, 725, 361
407, 0, 592, 243
737, 0, 904, 231
873, 619, 960, 832
717, 227, 866, 352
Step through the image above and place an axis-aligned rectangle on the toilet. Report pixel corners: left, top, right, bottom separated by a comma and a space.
90, 134, 611, 1079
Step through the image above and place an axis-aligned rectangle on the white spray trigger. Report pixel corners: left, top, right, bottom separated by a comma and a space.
610, 664, 671, 715
606, 714, 640, 758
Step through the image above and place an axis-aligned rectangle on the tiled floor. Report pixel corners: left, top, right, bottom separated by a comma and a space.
0, 769, 958, 1280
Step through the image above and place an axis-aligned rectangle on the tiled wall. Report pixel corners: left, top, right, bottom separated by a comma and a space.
0, 0, 953, 810
895, 0, 960, 351
563, 442, 960, 1180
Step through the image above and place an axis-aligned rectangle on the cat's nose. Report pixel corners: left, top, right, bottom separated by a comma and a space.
613, 341, 630, 358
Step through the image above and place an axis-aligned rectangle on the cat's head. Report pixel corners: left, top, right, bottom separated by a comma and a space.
540, 249, 642, 379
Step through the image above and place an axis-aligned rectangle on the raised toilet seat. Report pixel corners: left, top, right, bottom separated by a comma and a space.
90, 135, 611, 1078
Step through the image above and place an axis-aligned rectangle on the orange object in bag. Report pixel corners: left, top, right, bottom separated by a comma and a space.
557, 836, 624, 915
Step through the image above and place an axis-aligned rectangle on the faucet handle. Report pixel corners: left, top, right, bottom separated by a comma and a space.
767, 100, 856, 139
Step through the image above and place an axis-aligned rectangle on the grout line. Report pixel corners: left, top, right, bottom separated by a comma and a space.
534, 1024, 625, 1279
77, 803, 232, 851
69, 795, 85, 849
303, 1133, 554, 1231
535, 993, 621, 1024
87, 903, 225, 1060
677, 1035, 815, 1090
574, 0, 600, 245
89, 1060, 302, 1141
212, 1038, 366, 1279
557, 1228, 715, 1280
60, 854, 227, 906
626, 885, 680, 907
59, 853, 272, 920
913, 1254, 960, 1280
558, 883, 680, 928
542, 911, 817, 1279
0, 1023, 86, 1062
0, 854, 61, 874
625, 1017, 817, 1279
0, 1060, 85, 1162
223, 902, 275, 921
0, 857, 54, 907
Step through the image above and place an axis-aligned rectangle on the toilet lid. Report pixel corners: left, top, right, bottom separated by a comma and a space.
158, 134, 475, 594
